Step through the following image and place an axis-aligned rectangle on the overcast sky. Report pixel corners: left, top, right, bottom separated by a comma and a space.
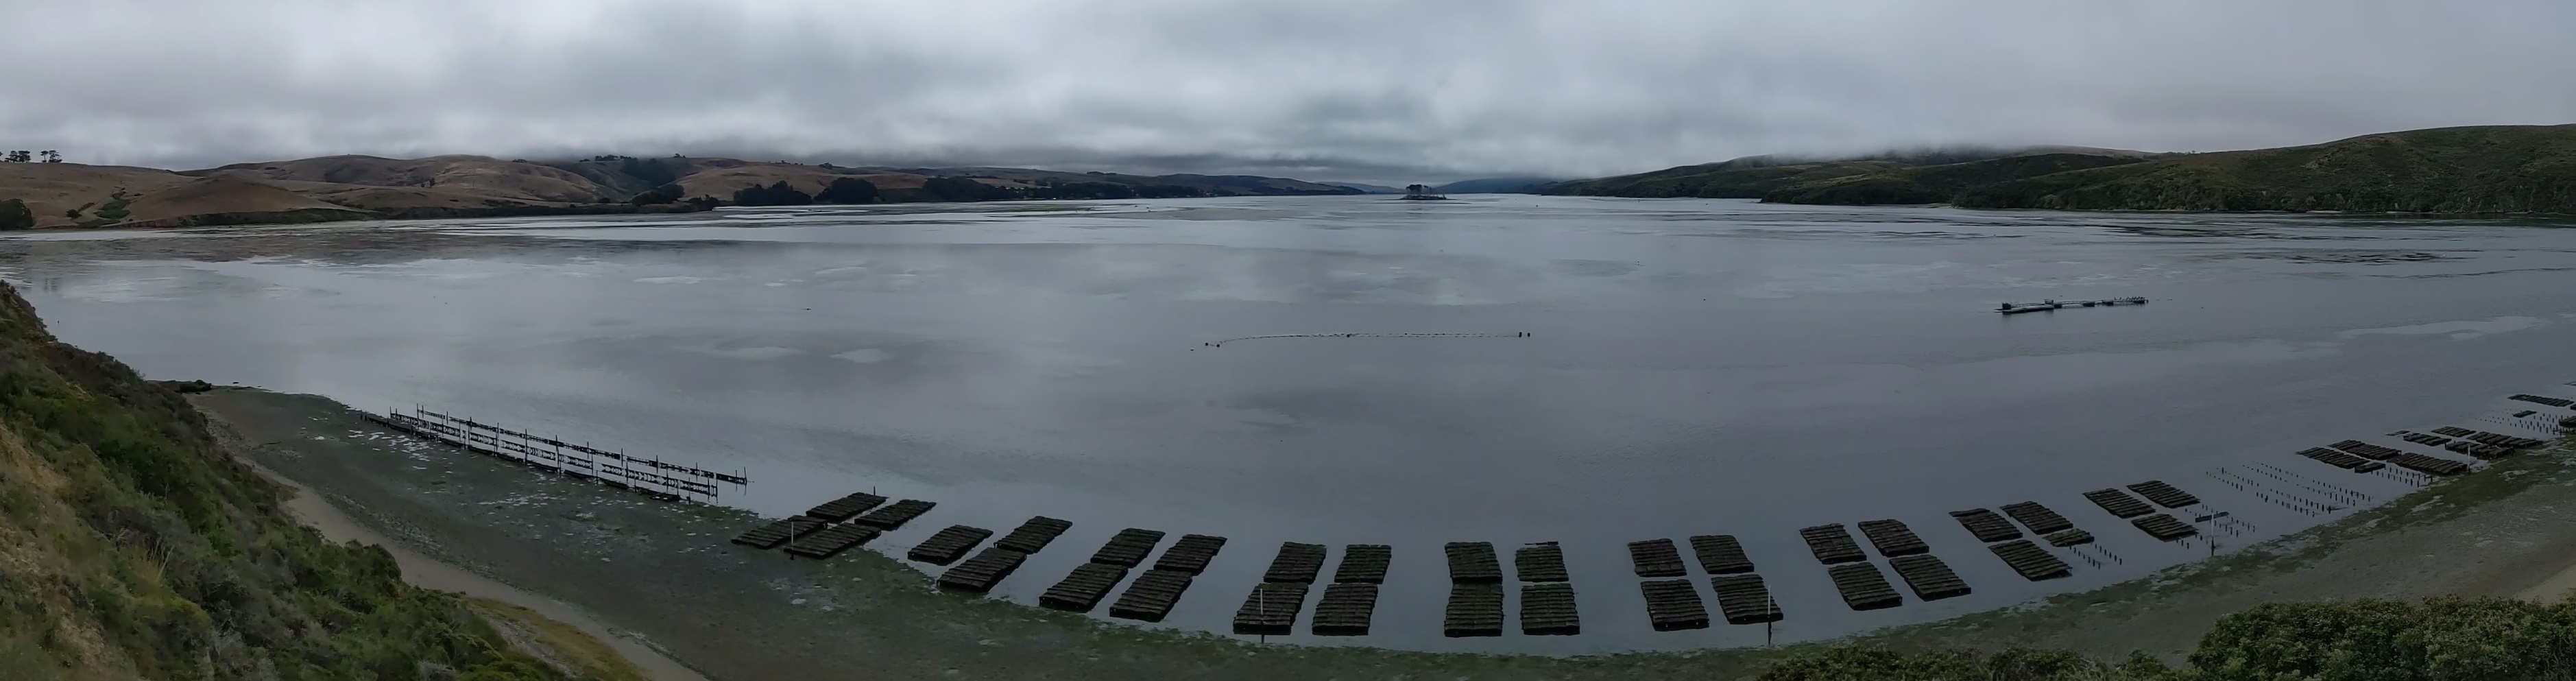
1, 0, 2568, 183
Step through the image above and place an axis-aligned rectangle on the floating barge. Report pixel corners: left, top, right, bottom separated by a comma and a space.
1638, 580, 1711, 631
1888, 555, 1971, 601
1231, 583, 1308, 635
907, 525, 994, 565
1335, 545, 1393, 584
2082, 488, 2156, 518
2130, 514, 2198, 541
1948, 509, 2023, 543
1041, 563, 1129, 612
2043, 529, 2095, 547
1445, 542, 1503, 584
1856, 519, 1929, 557
1691, 535, 1757, 575
1826, 562, 1902, 611
937, 547, 1029, 593
804, 492, 887, 522
2125, 481, 2201, 508
1089, 529, 1167, 567
1263, 542, 1329, 584
1987, 540, 2073, 581
1310, 584, 1380, 635
1520, 583, 1581, 635
785, 524, 880, 559
1109, 570, 1195, 622
1709, 575, 1783, 625
1443, 584, 1506, 637
1995, 296, 2149, 314
1515, 543, 1570, 582
1999, 502, 2074, 534
853, 499, 937, 529
994, 516, 1072, 554
1798, 525, 1868, 564
1629, 538, 1689, 577
1152, 534, 1228, 575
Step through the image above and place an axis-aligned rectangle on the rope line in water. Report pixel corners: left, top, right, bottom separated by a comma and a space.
1201, 332, 1529, 347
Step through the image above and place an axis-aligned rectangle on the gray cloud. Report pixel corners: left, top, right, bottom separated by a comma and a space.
1, 0, 2568, 182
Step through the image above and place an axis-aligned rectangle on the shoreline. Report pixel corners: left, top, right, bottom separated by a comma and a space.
227, 442, 708, 681
194, 386, 2576, 680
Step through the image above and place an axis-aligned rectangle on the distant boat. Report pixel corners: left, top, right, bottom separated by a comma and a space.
1399, 184, 1449, 200
1995, 296, 2150, 314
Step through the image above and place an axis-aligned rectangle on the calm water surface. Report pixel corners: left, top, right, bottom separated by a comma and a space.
5, 195, 2575, 653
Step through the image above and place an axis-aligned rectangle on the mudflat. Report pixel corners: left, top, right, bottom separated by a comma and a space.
196, 387, 2576, 680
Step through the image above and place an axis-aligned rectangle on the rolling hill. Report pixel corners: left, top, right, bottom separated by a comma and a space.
0, 154, 1367, 230
1539, 147, 2154, 200
1760, 153, 2154, 205
1952, 125, 2576, 213
1434, 177, 1560, 194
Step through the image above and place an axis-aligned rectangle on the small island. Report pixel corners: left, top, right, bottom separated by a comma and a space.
1399, 183, 1449, 200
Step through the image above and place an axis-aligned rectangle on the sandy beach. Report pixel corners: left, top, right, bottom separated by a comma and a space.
187, 386, 2576, 680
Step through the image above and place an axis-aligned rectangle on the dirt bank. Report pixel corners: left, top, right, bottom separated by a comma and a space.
193, 387, 2576, 680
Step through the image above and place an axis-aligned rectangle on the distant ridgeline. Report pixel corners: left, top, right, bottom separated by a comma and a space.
1540, 124, 2576, 215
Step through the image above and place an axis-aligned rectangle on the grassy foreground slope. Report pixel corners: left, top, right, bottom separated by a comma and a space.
1954, 125, 2576, 213
0, 281, 580, 680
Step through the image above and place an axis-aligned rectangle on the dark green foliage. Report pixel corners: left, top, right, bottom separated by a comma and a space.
1762, 154, 2150, 205
919, 176, 1018, 202
617, 157, 681, 187
94, 188, 132, 222
815, 177, 880, 204
1956, 125, 2576, 214
0, 281, 568, 679
2191, 597, 2576, 680
627, 183, 684, 205
732, 180, 813, 206
0, 198, 32, 230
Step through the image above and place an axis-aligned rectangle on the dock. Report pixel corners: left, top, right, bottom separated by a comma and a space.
1310, 584, 1380, 636
1515, 543, 1570, 582
906, 525, 994, 565
1231, 583, 1309, 635
365, 407, 745, 503
1638, 580, 1711, 631
1987, 540, 2073, 581
1263, 542, 1328, 584
1151, 534, 1228, 575
2082, 488, 2156, 518
936, 547, 1028, 593
1691, 534, 1757, 575
1856, 519, 1929, 557
1999, 502, 2074, 534
1888, 555, 1971, 601
1108, 570, 1195, 622
1443, 584, 1506, 637
1520, 583, 1581, 635
1948, 509, 2023, 543
1446, 542, 1503, 584
1995, 296, 2149, 314
1628, 538, 1689, 577
1089, 529, 1167, 567
1798, 525, 1868, 564
1335, 545, 1392, 584
994, 516, 1072, 554
1709, 575, 1783, 625
1825, 562, 1902, 611
1040, 563, 1128, 612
